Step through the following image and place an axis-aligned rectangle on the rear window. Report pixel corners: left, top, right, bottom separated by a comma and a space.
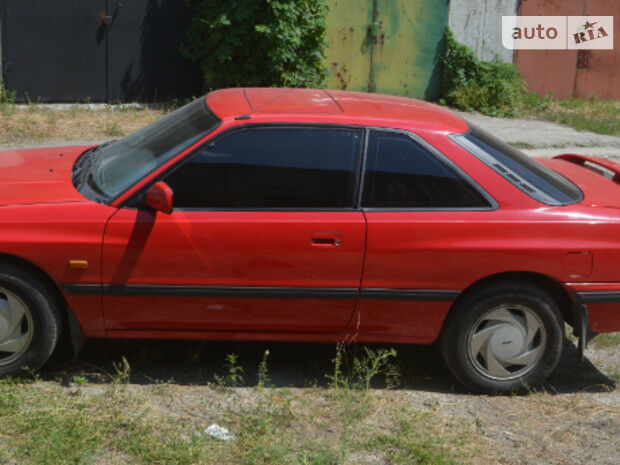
452, 124, 583, 205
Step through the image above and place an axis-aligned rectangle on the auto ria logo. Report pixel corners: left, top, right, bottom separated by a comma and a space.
502, 16, 613, 50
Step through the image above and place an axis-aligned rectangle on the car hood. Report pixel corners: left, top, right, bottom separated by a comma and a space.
537, 155, 620, 208
0, 145, 93, 206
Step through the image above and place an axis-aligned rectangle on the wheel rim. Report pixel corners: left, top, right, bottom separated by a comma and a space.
467, 304, 546, 381
0, 287, 34, 366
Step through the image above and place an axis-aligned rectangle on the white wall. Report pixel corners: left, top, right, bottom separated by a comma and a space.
449, 0, 519, 63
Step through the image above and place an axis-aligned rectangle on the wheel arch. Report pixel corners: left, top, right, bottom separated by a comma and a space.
450, 271, 576, 328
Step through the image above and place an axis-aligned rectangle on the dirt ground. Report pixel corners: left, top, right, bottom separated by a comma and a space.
28, 334, 618, 465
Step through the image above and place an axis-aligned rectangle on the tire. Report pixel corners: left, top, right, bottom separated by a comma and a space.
0, 265, 62, 377
440, 282, 563, 394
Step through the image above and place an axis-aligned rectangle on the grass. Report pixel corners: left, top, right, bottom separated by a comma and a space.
518, 94, 620, 136
0, 104, 165, 146
0, 337, 617, 465
590, 332, 620, 349
0, 378, 469, 465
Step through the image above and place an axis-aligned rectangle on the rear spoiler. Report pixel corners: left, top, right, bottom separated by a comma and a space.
554, 154, 620, 183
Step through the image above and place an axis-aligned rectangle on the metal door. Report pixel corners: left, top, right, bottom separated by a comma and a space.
0, 0, 201, 102
1, 0, 108, 101
325, 0, 449, 100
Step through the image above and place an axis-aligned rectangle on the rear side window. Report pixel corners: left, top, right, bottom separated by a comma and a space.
453, 124, 582, 205
165, 127, 362, 209
362, 131, 491, 209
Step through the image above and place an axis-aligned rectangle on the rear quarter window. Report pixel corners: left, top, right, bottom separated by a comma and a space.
452, 124, 583, 206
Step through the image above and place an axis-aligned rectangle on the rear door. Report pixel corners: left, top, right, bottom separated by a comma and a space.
102, 126, 366, 332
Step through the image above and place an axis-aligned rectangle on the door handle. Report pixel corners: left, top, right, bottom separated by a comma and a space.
311, 232, 342, 247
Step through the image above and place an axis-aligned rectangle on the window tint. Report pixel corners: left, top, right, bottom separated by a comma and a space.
165, 127, 362, 209
453, 124, 582, 205
362, 131, 490, 209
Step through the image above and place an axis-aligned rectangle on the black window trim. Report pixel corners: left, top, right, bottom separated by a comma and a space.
360, 127, 498, 212
449, 128, 584, 206
122, 123, 497, 213
125, 123, 367, 212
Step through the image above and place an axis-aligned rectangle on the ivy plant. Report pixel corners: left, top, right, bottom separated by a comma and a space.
181, 0, 329, 90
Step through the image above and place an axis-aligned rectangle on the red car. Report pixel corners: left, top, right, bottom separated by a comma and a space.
0, 88, 618, 393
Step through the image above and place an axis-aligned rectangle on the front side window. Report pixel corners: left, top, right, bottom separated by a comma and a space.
362, 131, 491, 209
452, 124, 582, 205
164, 127, 363, 209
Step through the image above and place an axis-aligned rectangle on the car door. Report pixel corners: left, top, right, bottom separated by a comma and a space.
101, 126, 366, 332
358, 130, 497, 342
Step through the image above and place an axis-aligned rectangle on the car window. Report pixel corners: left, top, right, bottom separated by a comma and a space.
452, 124, 582, 205
362, 131, 491, 209
82, 97, 219, 201
164, 127, 363, 209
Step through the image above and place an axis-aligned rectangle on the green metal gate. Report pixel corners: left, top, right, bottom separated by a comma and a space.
325, 0, 449, 100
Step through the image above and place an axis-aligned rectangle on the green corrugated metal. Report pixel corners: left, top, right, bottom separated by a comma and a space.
325, 0, 449, 100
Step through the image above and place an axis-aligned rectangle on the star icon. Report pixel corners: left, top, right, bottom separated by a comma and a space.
583, 20, 597, 29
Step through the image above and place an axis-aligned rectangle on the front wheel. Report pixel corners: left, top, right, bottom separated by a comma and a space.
0, 266, 61, 377
440, 282, 564, 394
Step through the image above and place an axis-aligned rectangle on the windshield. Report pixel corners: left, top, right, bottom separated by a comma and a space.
78, 97, 219, 201
452, 124, 582, 206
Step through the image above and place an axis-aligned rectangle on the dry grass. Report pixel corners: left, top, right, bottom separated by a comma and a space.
0, 105, 165, 146
519, 95, 620, 136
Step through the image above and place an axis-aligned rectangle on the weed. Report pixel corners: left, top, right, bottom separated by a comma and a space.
328, 343, 399, 390
0, 80, 17, 117
0, 80, 16, 105
352, 346, 399, 390
104, 122, 124, 137
257, 349, 272, 388
111, 356, 131, 384
214, 353, 244, 387
72, 375, 88, 386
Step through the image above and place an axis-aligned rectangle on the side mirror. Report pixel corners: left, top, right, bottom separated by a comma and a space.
145, 182, 174, 214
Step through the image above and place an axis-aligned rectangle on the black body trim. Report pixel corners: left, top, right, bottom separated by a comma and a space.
360, 289, 459, 301
576, 291, 620, 304
62, 284, 460, 301
62, 284, 101, 295
63, 284, 357, 299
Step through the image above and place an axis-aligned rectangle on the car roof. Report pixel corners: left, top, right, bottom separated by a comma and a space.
206, 88, 468, 134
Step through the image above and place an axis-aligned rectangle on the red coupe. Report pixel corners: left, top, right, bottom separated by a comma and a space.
0, 88, 618, 393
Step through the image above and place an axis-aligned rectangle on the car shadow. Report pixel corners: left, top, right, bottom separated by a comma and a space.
41, 337, 615, 394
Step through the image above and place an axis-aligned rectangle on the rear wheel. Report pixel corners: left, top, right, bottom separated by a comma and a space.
441, 282, 564, 394
0, 266, 61, 377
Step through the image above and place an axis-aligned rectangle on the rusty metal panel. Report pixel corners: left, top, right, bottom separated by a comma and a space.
573, 0, 619, 99
325, 0, 449, 99
515, 0, 619, 99
372, 0, 449, 99
325, 0, 374, 91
